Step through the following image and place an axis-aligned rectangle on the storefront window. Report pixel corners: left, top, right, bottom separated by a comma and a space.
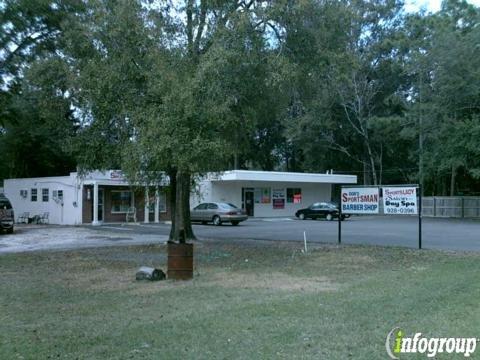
287, 188, 302, 203
111, 191, 133, 213
254, 188, 271, 204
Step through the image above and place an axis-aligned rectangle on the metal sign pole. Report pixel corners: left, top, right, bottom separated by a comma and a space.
338, 191, 342, 245
418, 186, 422, 250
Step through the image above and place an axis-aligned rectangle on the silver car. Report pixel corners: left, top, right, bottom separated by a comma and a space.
191, 202, 248, 226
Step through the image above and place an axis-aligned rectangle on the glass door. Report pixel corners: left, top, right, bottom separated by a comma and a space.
242, 188, 254, 216
98, 188, 104, 222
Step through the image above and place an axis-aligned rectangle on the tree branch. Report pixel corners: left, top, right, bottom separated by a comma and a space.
186, 0, 194, 56
193, 0, 207, 55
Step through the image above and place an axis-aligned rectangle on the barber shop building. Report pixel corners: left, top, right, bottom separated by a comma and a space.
4, 170, 356, 225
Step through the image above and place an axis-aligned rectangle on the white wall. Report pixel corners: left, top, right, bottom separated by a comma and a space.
191, 179, 332, 217
4, 175, 83, 225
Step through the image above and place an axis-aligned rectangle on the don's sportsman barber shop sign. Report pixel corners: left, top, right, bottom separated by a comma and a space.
341, 187, 379, 214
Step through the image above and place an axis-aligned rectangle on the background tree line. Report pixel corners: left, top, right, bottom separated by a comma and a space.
1, 0, 479, 200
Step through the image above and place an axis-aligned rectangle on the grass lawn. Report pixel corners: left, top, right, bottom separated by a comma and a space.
1, 239, 479, 359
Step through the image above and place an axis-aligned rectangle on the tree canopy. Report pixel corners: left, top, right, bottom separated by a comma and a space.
1, 0, 480, 237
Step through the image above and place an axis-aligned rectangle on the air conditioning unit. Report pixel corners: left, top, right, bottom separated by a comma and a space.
20, 189, 28, 198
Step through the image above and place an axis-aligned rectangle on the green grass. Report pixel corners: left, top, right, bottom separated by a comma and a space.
1, 240, 479, 359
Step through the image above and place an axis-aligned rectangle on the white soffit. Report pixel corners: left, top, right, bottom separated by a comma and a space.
212, 170, 357, 184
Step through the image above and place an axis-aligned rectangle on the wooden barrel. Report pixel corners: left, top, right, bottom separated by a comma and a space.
167, 243, 193, 280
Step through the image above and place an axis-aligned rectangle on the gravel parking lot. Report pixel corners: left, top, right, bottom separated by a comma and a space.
0, 224, 167, 254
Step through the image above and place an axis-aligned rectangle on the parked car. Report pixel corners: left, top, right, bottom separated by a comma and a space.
0, 194, 14, 234
191, 202, 248, 226
295, 202, 349, 221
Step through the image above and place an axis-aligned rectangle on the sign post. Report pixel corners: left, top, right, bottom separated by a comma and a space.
382, 185, 421, 249
340, 184, 422, 249
418, 186, 422, 250
340, 186, 380, 245
338, 195, 342, 245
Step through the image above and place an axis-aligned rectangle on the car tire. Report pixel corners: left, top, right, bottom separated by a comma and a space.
298, 213, 305, 220
231, 221, 239, 226
326, 214, 333, 221
212, 215, 222, 226
6, 228, 13, 234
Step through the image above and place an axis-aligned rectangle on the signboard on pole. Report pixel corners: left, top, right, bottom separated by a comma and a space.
382, 187, 418, 215
341, 187, 379, 214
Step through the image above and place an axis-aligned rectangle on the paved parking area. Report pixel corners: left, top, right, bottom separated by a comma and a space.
2, 216, 479, 253
89, 216, 480, 252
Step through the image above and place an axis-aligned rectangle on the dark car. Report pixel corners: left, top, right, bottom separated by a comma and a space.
0, 194, 14, 234
295, 202, 349, 221
191, 202, 248, 226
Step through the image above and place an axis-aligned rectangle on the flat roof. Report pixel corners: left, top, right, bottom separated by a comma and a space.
210, 170, 357, 184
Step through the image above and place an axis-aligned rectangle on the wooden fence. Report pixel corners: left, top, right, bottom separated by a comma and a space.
422, 197, 480, 218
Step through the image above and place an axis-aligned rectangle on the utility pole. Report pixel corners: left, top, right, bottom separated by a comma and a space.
418, 71, 424, 197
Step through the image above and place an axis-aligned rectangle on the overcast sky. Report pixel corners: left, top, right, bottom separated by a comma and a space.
405, 0, 480, 13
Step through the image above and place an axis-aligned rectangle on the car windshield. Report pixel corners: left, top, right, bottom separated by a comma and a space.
0, 198, 12, 209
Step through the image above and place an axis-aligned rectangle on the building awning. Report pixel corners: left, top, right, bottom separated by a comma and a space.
210, 170, 357, 184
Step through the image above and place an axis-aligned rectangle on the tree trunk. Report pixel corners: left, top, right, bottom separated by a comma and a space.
171, 170, 196, 243
365, 141, 378, 185
363, 160, 370, 185
233, 152, 239, 170
450, 165, 456, 197
168, 168, 177, 241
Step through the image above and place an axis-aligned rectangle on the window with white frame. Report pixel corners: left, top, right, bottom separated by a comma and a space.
53, 190, 64, 201
42, 188, 49, 202
31, 188, 37, 202
159, 191, 166, 212
111, 191, 133, 213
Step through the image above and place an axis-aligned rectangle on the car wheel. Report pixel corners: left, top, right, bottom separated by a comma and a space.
6, 228, 13, 234
326, 214, 333, 221
298, 213, 305, 220
212, 215, 222, 226
231, 221, 239, 226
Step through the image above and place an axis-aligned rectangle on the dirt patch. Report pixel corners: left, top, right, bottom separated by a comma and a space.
208, 271, 337, 292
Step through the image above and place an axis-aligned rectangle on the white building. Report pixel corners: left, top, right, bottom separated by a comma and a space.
4, 171, 168, 225
192, 170, 357, 217
4, 169, 356, 224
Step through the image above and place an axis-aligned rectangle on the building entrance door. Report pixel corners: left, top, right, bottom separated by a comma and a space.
98, 189, 104, 222
243, 188, 254, 216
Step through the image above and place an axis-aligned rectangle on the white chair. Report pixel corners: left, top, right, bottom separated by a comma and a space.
126, 207, 137, 223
